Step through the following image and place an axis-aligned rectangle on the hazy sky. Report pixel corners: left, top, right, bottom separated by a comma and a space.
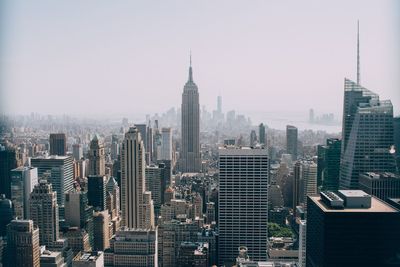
1, 0, 399, 118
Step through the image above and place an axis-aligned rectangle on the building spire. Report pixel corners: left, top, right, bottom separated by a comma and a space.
188, 51, 193, 82
357, 20, 360, 85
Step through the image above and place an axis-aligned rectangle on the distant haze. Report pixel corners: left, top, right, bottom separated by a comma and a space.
1, 0, 399, 118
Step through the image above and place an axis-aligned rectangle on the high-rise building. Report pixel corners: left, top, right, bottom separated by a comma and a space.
177, 242, 208, 267
249, 130, 257, 146
145, 165, 162, 215
218, 147, 269, 265
104, 229, 158, 267
30, 180, 59, 246
339, 26, 396, 189
10, 166, 38, 219
31, 155, 74, 208
106, 177, 121, 232
180, 56, 201, 173
259, 123, 266, 145
300, 160, 318, 207
7, 220, 40, 267
87, 175, 107, 211
317, 138, 341, 191
121, 127, 154, 229
0, 194, 13, 237
110, 135, 119, 161
298, 220, 306, 267
339, 79, 396, 189
49, 133, 67, 156
40, 250, 66, 267
359, 172, 400, 201
88, 136, 105, 176
307, 190, 400, 266
161, 127, 172, 160
92, 210, 110, 251
72, 144, 83, 161
286, 125, 298, 160
394, 116, 400, 171
0, 144, 21, 198
64, 190, 94, 241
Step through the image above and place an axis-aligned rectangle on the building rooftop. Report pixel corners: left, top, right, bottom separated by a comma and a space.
361, 172, 400, 180
310, 195, 398, 213
74, 251, 103, 262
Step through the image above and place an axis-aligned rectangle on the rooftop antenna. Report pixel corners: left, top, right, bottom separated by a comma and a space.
357, 20, 360, 85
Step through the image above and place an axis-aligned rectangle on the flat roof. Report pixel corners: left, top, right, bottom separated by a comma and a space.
309, 195, 398, 213
338, 190, 370, 198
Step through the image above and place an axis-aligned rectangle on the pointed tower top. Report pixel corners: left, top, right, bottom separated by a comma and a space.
188, 51, 193, 83
357, 20, 360, 85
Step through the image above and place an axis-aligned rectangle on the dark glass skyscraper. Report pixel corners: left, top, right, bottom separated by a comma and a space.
286, 125, 298, 160
49, 133, 67, 156
180, 57, 201, 172
317, 138, 341, 191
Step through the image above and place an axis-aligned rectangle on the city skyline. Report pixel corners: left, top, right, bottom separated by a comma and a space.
1, 1, 399, 118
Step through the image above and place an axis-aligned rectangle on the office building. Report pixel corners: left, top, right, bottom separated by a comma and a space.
0, 144, 21, 198
87, 175, 107, 211
339, 78, 396, 189
30, 180, 59, 246
31, 155, 74, 208
106, 177, 120, 231
121, 127, 154, 229
64, 190, 93, 242
298, 220, 306, 267
40, 249, 66, 267
307, 190, 400, 266
49, 133, 67, 156
72, 144, 83, 161
218, 147, 269, 265
7, 220, 40, 267
88, 136, 105, 176
180, 56, 201, 173
359, 172, 400, 201
161, 127, 172, 160
259, 123, 266, 145
104, 229, 157, 267
62, 227, 91, 255
286, 125, 298, 160
10, 166, 38, 219
249, 130, 257, 146
145, 165, 162, 214
177, 242, 208, 267
92, 210, 110, 251
0, 194, 13, 237
72, 251, 104, 267
394, 116, 400, 171
110, 135, 119, 161
317, 138, 341, 191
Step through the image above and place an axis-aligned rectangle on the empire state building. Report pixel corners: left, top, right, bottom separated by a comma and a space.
180, 56, 201, 172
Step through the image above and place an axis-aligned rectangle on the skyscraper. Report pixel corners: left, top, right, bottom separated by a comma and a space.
10, 166, 38, 219
286, 125, 298, 160
29, 180, 59, 246
317, 138, 341, 191
0, 144, 21, 198
339, 79, 396, 189
218, 146, 269, 265
0, 194, 13, 237
339, 24, 396, 189
259, 123, 266, 145
121, 127, 154, 229
88, 135, 105, 176
72, 144, 83, 161
87, 175, 107, 211
92, 210, 110, 251
31, 155, 74, 209
307, 191, 400, 266
180, 56, 201, 173
161, 127, 172, 160
7, 220, 40, 267
250, 130, 257, 146
145, 165, 162, 215
49, 133, 67, 156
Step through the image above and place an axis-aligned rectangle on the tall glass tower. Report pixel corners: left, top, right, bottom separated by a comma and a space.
180, 56, 201, 172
